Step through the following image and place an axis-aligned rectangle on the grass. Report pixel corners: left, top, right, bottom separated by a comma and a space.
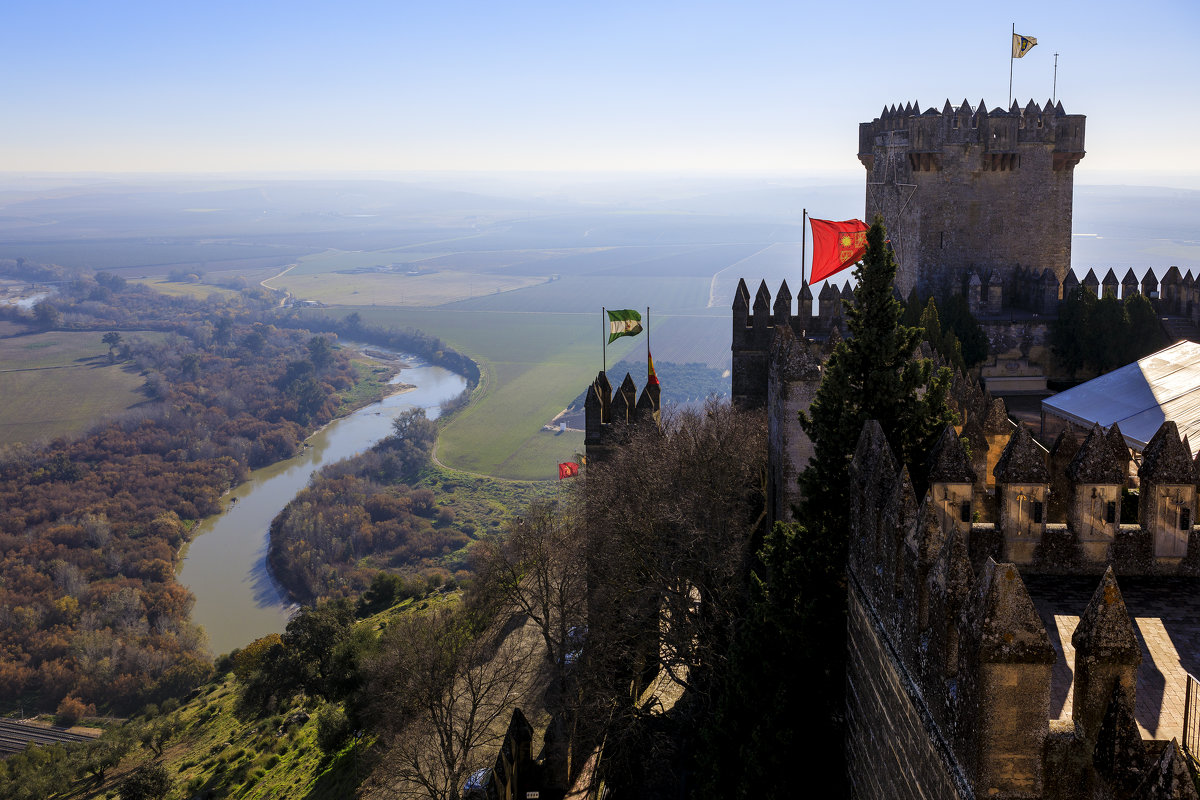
336, 306, 636, 480
134, 278, 242, 300
266, 269, 547, 307
418, 463, 565, 544
334, 358, 402, 414
290, 248, 417, 275
0, 319, 31, 337
0, 331, 164, 446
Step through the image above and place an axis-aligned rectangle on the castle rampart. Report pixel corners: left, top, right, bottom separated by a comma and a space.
583, 369, 660, 464
733, 265, 1200, 410
845, 419, 1200, 800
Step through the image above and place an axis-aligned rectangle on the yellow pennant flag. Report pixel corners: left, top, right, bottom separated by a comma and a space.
1012, 33, 1037, 58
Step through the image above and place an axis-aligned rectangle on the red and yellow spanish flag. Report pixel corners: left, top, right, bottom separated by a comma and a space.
648, 351, 659, 386
558, 462, 580, 480
809, 218, 870, 283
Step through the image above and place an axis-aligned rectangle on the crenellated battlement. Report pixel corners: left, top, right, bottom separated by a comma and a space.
733, 265, 1200, 408
858, 99, 1086, 172
859, 99, 1086, 300
846, 417, 1200, 800
583, 369, 661, 463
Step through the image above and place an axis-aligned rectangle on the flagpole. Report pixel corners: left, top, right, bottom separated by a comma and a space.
602, 306, 606, 374
646, 306, 650, 369
1008, 23, 1015, 107
1052, 52, 1059, 104
802, 208, 808, 287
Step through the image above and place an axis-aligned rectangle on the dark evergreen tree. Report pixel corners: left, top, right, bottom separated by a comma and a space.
1054, 290, 1168, 379
695, 219, 954, 800
800, 219, 954, 503
900, 286, 922, 328
1052, 287, 1095, 375
938, 293, 988, 367
1125, 293, 1169, 358
1086, 295, 1129, 373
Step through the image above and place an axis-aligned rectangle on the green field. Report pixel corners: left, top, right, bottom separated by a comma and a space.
134, 278, 243, 300
0, 332, 156, 445
269, 269, 546, 307
337, 307, 644, 480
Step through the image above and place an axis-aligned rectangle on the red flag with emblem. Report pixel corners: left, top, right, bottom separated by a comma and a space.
809, 218, 870, 283
558, 462, 579, 480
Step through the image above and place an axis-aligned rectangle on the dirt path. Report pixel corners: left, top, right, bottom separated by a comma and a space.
261, 263, 297, 305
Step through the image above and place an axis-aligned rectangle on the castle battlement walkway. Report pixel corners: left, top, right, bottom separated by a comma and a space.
1026, 573, 1200, 741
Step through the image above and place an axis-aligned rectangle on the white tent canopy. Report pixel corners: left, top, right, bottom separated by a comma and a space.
1042, 340, 1200, 456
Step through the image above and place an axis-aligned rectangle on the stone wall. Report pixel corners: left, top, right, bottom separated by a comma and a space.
845, 419, 1200, 800
846, 577, 973, 800
859, 100, 1085, 299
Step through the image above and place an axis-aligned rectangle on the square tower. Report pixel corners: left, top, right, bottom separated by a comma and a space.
859, 99, 1085, 305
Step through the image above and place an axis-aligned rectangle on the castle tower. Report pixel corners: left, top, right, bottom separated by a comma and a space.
732, 278, 773, 409
859, 99, 1085, 302
583, 370, 660, 465
766, 325, 823, 525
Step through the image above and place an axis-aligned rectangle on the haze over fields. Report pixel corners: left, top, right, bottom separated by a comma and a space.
3, 174, 1198, 476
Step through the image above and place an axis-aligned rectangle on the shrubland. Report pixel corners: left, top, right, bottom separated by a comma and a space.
268, 407, 558, 604
0, 265, 423, 715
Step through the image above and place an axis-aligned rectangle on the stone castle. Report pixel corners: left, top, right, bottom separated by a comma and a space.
860, 98, 1085, 302
728, 100, 1200, 799
575, 98, 1200, 798
843, 409, 1200, 799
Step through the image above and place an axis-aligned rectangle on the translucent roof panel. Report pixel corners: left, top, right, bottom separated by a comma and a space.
1042, 340, 1200, 455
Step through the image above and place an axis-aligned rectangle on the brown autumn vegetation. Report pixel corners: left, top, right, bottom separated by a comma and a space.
0, 267, 359, 713
267, 408, 474, 603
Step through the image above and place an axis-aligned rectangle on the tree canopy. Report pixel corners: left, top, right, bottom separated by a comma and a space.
1052, 289, 1169, 377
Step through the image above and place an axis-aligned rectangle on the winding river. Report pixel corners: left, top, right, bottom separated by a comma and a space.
178, 359, 468, 656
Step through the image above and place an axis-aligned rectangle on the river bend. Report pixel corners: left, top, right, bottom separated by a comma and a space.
178, 360, 467, 655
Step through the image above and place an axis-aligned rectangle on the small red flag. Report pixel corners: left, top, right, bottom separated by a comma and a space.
809, 218, 869, 283
648, 351, 659, 386
558, 462, 579, 480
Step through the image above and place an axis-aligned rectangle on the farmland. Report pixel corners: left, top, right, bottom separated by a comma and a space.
266, 235, 755, 478
0, 179, 849, 479
0, 331, 157, 445
132, 278, 243, 301
267, 268, 547, 308
340, 306, 639, 479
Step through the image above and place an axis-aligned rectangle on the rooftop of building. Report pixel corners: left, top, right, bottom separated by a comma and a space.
1042, 340, 1200, 457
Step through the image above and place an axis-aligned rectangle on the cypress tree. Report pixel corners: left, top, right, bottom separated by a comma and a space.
939, 293, 988, 367
1052, 287, 1096, 376
696, 219, 955, 799
800, 218, 954, 514
804, 218, 952, 774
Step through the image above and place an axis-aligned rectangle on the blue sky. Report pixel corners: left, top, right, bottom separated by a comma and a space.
4, 0, 1198, 183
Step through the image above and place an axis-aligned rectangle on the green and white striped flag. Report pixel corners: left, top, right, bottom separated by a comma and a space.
607, 309, 643, 343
